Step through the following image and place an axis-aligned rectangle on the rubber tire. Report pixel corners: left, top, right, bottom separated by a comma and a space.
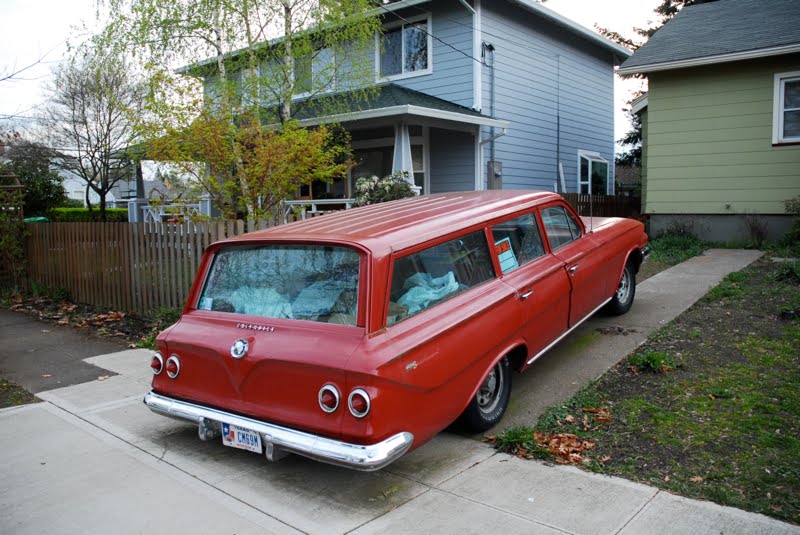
458, 357, 512, 432
606, 261, 636, 316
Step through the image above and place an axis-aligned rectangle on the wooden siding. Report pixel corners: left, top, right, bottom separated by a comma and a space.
480, 2, 616, 192
388, 1, 475, 108
644, 54, 800, 215
429, 128, 476, 193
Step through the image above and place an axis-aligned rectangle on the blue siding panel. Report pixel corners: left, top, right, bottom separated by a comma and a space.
429, 128, 475, 193
480, 2, 616, 193
390, 1, 475, 108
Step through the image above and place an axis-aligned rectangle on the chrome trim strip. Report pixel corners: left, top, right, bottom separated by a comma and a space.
143, 391, 413, 471
526, 297, 613, 365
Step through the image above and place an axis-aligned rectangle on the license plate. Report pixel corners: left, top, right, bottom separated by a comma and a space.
221, 422, 262, 453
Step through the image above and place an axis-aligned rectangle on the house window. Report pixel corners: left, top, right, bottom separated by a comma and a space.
378, 16, 431, 79
577, 151, 611, 195
773, 72, 800, 144
295, 48, 335, 95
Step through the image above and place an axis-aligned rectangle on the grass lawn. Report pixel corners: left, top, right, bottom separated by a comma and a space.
492, 257, 800, 524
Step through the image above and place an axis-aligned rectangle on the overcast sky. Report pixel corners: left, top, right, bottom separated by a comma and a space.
0, 0, 660, 143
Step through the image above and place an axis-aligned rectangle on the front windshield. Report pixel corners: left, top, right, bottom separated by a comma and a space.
198, 245, 360, 326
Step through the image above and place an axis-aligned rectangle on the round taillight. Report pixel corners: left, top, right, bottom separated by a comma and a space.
318, 385, 340, 413
348, 388, 371, 418
166, 355, 180, 379
151, 353, 164, 375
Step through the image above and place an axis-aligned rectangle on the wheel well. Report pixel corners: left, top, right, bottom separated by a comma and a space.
628, 248, 644, 274
506, 345, 528, 373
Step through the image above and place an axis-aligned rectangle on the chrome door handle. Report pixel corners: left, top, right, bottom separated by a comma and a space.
568, 264, 579, 275
519, 291, 534, 300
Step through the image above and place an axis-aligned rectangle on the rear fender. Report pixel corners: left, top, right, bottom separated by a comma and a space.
457, 339, 526, 416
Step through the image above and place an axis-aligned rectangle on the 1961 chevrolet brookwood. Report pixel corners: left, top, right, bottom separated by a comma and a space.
144, 191, 648, 471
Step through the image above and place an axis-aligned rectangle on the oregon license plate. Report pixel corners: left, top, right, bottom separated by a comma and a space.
221, 422, 262, 453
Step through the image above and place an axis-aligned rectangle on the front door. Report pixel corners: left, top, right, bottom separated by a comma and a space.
490, 212, 571, 362
540, 204, 607, 326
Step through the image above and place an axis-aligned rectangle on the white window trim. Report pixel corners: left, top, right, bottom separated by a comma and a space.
773, 70, 800, 144
577, 150, 612, 195
375, 13, 433, 82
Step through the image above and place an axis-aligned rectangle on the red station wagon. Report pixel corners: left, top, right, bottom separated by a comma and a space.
145, 191, 649, 470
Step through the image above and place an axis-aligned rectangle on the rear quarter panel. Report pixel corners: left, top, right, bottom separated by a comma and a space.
341, 277, 525, 448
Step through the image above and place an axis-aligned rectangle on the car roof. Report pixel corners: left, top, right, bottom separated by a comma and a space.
225, 190, 562, 257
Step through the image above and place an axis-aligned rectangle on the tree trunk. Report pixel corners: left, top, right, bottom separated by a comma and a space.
280, 1, 293, 123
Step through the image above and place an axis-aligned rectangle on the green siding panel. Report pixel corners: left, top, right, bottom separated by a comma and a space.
643, 54, 800, 215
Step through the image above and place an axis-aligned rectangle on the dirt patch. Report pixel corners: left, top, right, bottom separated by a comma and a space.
493, 257, 800, 524
0, 378, 38, 408
3, 295, 166, 348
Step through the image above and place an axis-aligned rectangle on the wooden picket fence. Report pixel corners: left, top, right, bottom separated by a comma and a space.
561, 193, 641, 219
24, 219, 286, 314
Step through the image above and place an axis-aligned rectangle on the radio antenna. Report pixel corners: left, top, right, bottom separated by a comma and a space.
589, 190, 594, 233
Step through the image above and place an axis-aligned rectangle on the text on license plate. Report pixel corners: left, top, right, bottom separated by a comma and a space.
221, 423, 262, 453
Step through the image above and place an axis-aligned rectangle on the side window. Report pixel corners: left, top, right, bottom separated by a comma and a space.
491, 214, 546, 274
387, 231, 495, 326
541, 206, 582, 250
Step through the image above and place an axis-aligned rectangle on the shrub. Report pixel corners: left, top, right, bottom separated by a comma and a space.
629, 351, 676, 373
47, 207, 128, 222
352, 171, 417, 207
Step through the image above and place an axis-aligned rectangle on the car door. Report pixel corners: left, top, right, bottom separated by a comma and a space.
490, 212, 571, 362
540, 204, 607, 327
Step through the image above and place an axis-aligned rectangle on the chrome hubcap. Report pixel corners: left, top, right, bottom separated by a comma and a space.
477, 362, 504, 414
616, 269, 631, 303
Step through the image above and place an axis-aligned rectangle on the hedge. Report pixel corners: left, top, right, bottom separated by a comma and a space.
47, 207, 129, 222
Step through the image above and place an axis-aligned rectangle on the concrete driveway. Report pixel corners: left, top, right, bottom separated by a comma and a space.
2, 249, 797, 534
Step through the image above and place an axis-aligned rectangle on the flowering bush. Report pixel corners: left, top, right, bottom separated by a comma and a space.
352, 171, 417, 207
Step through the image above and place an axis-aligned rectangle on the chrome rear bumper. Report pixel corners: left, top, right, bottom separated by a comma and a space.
143, 391, 414, 471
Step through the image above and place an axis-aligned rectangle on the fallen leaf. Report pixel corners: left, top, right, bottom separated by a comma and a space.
41, 374, 52, 378
564, 415, 576, 424
127, 343, 137, 349
708, 393, 717, 400
97, 376, 110, 381
689, 476, 704, 483
769, 505, 783, 512
57, 319, 69, 325
583, 407, 612, 424
41, 329, 50, 333
664, 475, 670, 482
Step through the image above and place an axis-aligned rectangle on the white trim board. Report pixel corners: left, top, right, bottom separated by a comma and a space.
296, 104, 510, 129
618, 44, 800, 75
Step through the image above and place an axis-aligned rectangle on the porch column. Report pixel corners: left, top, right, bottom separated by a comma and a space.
392, 121, 421, 195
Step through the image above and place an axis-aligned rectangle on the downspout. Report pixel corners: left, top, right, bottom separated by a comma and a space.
556, 55, 561, 192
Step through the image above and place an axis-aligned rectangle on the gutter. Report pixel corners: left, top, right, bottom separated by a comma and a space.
618, 43, 800, 75
295, 104, 510, 129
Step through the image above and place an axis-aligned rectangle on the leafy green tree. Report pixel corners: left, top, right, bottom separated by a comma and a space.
96, 0, 382, 220
0, 140, 67, 216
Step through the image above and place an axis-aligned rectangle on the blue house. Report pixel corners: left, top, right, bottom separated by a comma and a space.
199, 0, 630, 201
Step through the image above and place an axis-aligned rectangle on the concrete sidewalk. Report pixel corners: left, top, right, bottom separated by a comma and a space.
2, 249, 798, 535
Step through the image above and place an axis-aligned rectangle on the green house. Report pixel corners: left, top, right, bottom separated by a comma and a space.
619, 0, 800, 242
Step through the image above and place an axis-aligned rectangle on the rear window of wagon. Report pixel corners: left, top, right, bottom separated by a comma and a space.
197, 245, 361, 326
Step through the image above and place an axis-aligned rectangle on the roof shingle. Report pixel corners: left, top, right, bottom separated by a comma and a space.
619, 0, 800, 74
